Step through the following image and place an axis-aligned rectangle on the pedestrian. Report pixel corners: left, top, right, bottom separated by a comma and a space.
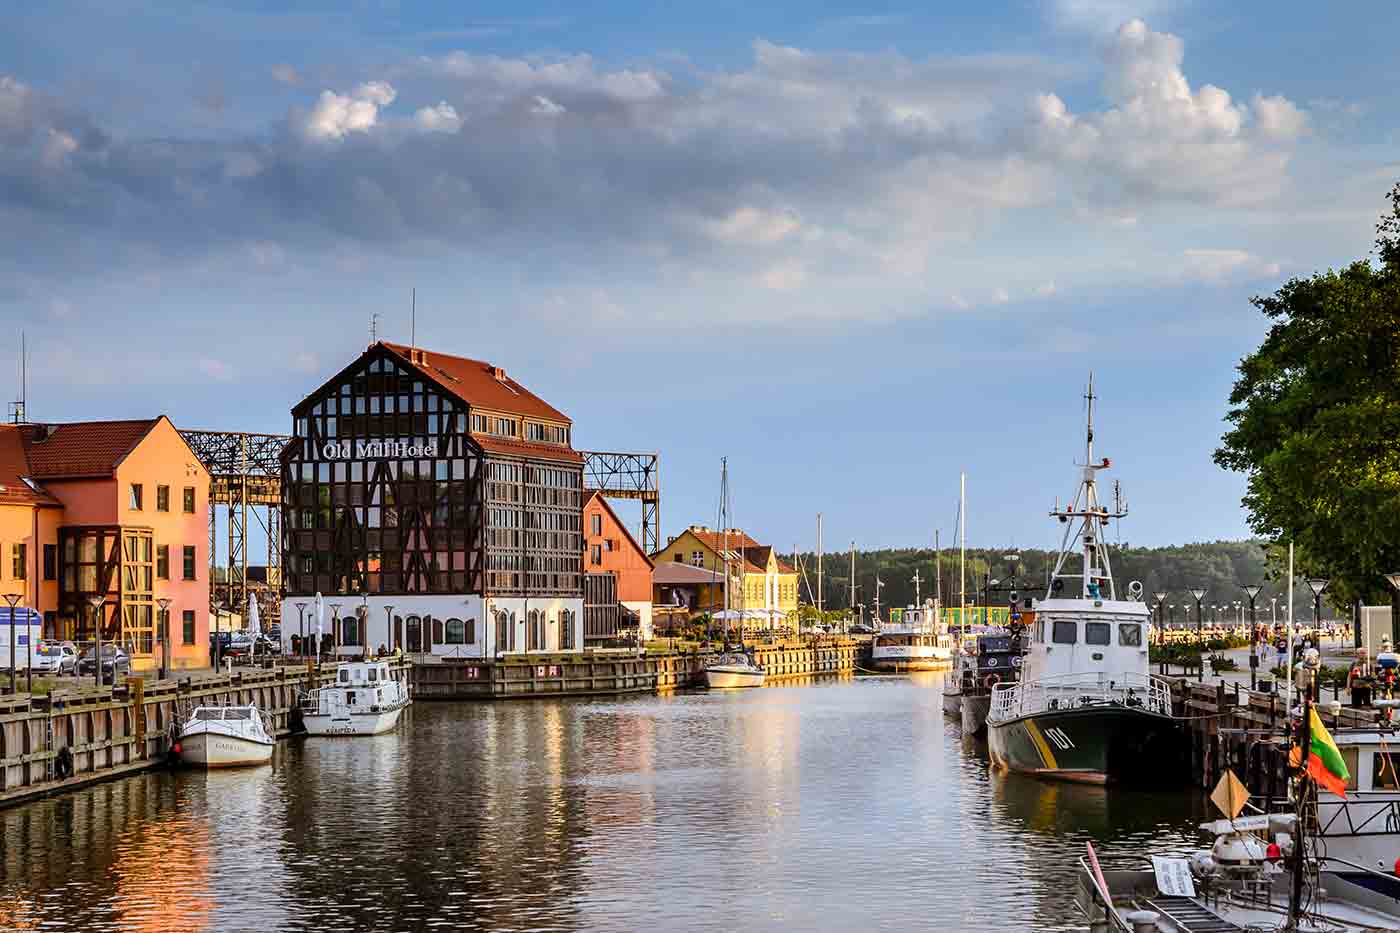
1349, 648, 1373, 707
1275, 637, 1287, 669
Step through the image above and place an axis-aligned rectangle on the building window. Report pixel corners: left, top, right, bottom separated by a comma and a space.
691, 550, 703, 567
43, 544, 56, 581
156, 545, 169, 580
182, 486, 195, 513
156, 485, 170, 512
182, 546, 196, 580
343, 616, 360, 647
446, 618, 465, 644
591, 514, 602, 536
183, 609, 196, 645
11, 543, 25, 580
591, 544, 602, 566
465, 618, 476, 645
129, 483, 143, 511
495, 610, 509, 653
560, 609, 574, 650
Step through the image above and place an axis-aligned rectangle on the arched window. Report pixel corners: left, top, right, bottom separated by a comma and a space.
465, 618, 476, 645
527, 610, 540, 651
560, 609, 574, 650
445, 618, 465, 644
343, 616, 359, 647
495, 610, 509, 653
432, 617, 444, 646
406, 615, 422, 652
508, 611, 517, 651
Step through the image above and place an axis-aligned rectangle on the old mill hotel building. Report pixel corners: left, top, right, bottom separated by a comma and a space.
279, 341, 587, 657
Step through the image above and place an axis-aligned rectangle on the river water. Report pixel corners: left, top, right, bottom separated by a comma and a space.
0, 673, 1210, 932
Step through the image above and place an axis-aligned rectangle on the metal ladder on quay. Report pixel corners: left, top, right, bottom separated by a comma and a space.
1145, 896, 1247, 932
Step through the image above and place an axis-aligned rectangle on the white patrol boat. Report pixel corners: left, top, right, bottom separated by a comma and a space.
179, 705, 276, 768
870, 601, 953, 672
986, 380, 1182, 786
300, 660, 410, 736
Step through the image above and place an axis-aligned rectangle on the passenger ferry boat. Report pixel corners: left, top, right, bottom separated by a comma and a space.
300, 660, 410, 736
870, 601, 953, 672
986, 381, 1182, 785
179, 704, 276, 768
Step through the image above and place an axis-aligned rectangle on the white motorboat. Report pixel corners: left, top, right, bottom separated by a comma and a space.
179, 705, 276, 768
870, 602, 952, 672
300, 660, 410, 736
704, 649, 766, 689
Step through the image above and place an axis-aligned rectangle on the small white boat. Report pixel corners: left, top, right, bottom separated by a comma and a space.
179, 705, 275, 768
870, 602, 953, 672
300, 660, 410, 736
704, 649, 766, 689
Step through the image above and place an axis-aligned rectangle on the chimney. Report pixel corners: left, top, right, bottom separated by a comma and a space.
492, 366, 506, 381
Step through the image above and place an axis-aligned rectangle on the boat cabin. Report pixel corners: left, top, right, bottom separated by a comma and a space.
334, 661, 396, 687
1022, 597, 1150, 684
1325, 730, 1400, 794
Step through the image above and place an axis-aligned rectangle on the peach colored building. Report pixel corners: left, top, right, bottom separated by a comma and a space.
582, 491, 654, 640
0, 417, 211, 671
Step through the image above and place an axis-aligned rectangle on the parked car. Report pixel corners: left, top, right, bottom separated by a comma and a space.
224, 631, 278, 659
76, 645, 131, 678
33, 641, 79, 675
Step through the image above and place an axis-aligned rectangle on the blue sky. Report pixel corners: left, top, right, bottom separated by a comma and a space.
3, 0, 1398, 554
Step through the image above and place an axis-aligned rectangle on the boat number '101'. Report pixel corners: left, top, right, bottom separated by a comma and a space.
1045, 727, 1075, 750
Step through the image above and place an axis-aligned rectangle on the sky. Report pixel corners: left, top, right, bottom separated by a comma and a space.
3, 0, 1398, 555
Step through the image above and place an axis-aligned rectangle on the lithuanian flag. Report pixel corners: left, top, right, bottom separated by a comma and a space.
1288, 708, 1350, 797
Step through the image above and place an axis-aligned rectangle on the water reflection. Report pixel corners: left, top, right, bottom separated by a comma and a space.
1, 673, 1205, 932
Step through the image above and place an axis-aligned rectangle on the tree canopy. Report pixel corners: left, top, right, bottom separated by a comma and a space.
1213, 184, 1400, 606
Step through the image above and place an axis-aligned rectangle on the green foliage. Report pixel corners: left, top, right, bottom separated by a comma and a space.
1214, 184, 1400, 607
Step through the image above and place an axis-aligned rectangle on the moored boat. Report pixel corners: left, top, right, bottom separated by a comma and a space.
959, 630, 1023, 736
301, 660, 410, 736
986, 379, 1184, 786
179, 705, 276, 768
704, 648, 767, 688
870, 601, 952, 672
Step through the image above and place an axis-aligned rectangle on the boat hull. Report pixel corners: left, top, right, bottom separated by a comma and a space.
179, 731, 274, 768
961, 694, 991, 736
987, 705, 1184, 787
942, 690, 963, 716
869, 652, 951, 672
303, 704, 405, 737
704, 667, 766, 689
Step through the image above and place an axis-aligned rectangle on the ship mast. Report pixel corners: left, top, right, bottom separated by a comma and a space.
1047, 376, 1127, 600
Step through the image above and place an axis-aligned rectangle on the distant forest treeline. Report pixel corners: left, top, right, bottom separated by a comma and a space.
786, 540, 1341, 622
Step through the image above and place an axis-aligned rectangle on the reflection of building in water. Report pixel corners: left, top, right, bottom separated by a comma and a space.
0, 772, 215, 931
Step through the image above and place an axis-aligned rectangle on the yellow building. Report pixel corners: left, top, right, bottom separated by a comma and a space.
653, 525, 799, 621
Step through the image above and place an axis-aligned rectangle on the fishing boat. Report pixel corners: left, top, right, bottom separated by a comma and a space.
178, 704, 276, 768
703, 458, 766, 689
986, 379, 1182, 785
300, 660, 411, 736
870, 600, 952, 672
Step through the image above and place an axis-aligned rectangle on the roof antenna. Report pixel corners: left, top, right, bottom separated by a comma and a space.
369, 313, 380, 346
411, 287, 416, 350
9, 331, 24, 425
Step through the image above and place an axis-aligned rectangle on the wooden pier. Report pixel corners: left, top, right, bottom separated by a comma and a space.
1170, 678, 1380, 794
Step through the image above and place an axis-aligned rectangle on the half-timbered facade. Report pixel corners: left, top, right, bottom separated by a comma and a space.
279, 341, 584, 657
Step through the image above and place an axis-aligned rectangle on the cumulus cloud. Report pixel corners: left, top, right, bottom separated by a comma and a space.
1180, 248, 1281, 283
414, 101, 462, 133
1252, 94, 1307, 140
299, 81, 397, 140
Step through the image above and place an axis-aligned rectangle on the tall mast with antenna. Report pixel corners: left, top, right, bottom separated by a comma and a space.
411, 287, 416, 349
960, 471, 966, 628
816, 513, 823, 615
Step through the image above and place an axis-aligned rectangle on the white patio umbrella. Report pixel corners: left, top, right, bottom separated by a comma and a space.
314, 592, 324, 653
247, 592, 261, 640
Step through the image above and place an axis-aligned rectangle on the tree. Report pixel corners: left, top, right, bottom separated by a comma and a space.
1214, 184, 1400, 607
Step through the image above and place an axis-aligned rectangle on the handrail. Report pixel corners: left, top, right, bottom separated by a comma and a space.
992, 671, 1172, 721
1076, 856, 1133, 932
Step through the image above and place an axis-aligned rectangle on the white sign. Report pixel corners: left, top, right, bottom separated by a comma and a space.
1151, 856, 1196, 897
322, 440, 439, 460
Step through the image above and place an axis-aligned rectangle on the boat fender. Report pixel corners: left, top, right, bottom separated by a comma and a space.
984, 674, 1000, 689
54, 745, 74, 779
985, 657, 998, 668
1011, 656, 1023, 668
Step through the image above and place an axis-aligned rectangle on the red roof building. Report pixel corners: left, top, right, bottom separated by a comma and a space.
582, 491, 655, 641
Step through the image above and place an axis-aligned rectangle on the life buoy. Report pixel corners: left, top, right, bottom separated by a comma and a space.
984, 673, 1000, 689
54, 746, 74, 780
1012, 656, 1023, 668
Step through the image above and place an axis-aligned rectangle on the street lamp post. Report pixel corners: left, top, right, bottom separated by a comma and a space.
1169, 605, 1176, 627
384, 605, 395, 655
156, 597, 173, 681
295, 602, 308, 659
1, 594, 21, 694
330, 604, 343, 659
1190, 588, 1206, 639
1241, 584, 1263, 690
1153, 591, 1167, 632
87, 595, 106, 687
1306, 579, 1329, 646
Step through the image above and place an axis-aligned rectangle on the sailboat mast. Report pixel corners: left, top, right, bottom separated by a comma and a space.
817, 513, 823, 615
721, 458, 730, 642
849, 541, 855, 619
1083, 376, 1095, 599
935, 529, 942, 611
960, 472, 966, 628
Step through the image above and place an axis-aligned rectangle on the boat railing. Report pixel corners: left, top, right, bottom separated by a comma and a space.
990, 671, 1172, 721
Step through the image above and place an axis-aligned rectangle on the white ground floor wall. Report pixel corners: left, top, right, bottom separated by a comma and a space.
623, 601, 653, 641
280, 595, 586, 659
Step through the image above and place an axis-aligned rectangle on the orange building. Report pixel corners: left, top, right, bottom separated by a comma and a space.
582, 491, 655, 641
0, 417, 211, 671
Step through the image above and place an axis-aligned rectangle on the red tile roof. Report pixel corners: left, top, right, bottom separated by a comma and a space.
0, 426, 60, 507
681, 528, 797, 576
20, 419, 159, 479
472, 434, 584, 464
380, 342, 571, 424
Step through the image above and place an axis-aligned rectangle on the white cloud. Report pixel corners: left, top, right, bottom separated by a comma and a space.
703, 206, 801, 246
41, 128, 77, 165
759, 259, 807, 291
1051, 0, 1171, 33
1252, 94, 1307, 140
414, 101, 462, 133
1180, 248, 1281, 283
198, 358, 234, 381
299, 81, 397, 140
529, 95, 566, 116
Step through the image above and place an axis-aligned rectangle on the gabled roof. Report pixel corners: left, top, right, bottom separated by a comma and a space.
474, 434, 583, 464
583, 491, 656, 569
19, 418, 161, 479
380, 342, 570, 424
0, 426, 60, 507
666, 527, 797, 576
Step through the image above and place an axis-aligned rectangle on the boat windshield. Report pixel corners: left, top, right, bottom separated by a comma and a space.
192, 708, 253, 721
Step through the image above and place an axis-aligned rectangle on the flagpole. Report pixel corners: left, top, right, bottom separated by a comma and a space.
1286, 543, 1295, 719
